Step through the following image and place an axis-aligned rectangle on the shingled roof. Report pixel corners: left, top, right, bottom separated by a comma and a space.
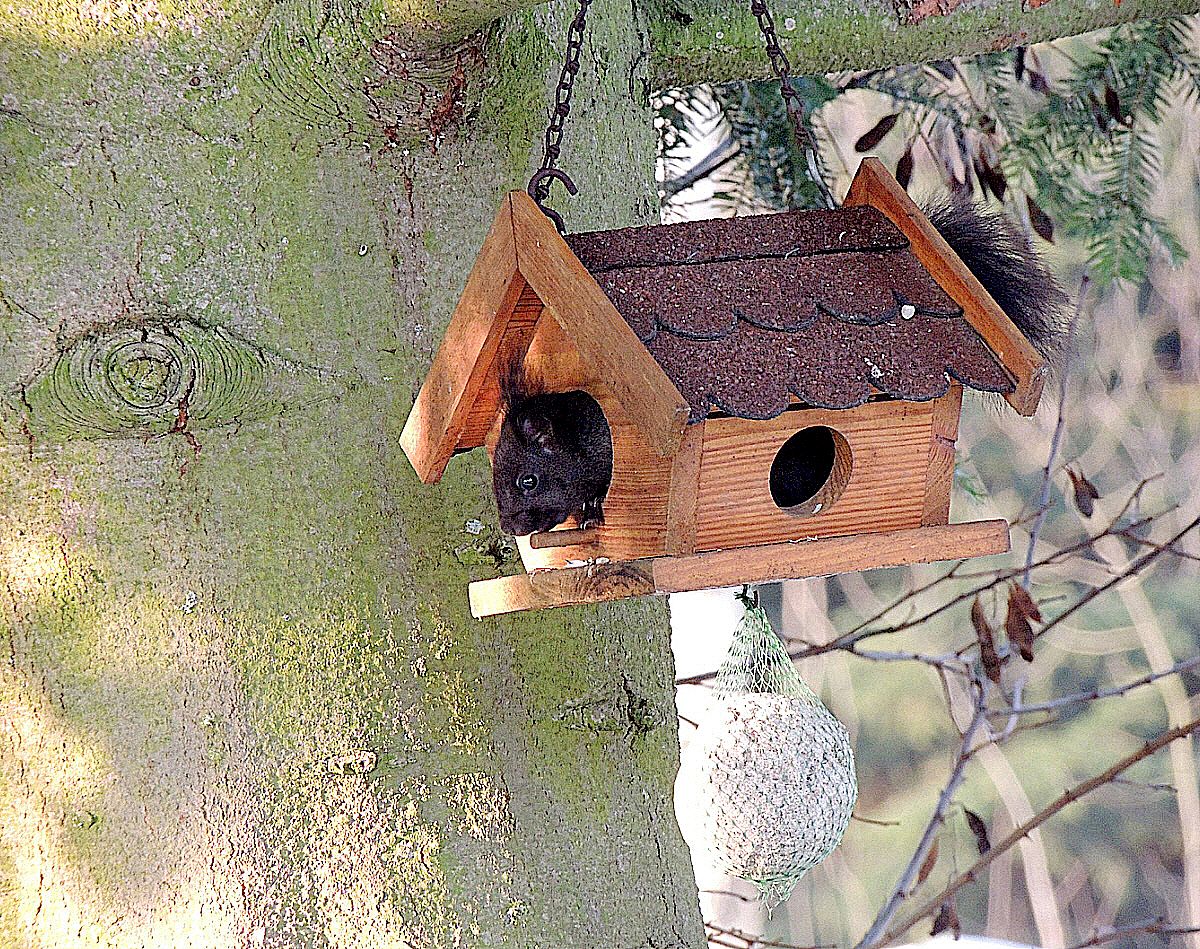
566, 205, 1015, 422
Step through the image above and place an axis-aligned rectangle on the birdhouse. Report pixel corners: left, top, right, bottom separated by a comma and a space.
400, 158, 1047, 618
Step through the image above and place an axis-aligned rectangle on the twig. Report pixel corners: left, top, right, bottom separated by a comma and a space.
705, 924, 835, 949
701, 888, 756, 904
987, 654, 1200, 718
1023, 278, 1086, 586
845, 647, 967, 671
852, 812, 902, 827
1067, 917, 1200, 948
854, 681, 990, 948
1034, 511, 1200, 642
1109, 777, 1177, 794
874, 713, 1200, 947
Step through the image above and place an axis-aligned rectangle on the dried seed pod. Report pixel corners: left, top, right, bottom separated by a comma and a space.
855, 113, 900, 152
1027, 195, 1055, 242
932, 898, 962, 937
964, 807, 992, 854
1067, 468, 1101, 517
917, 838, 940, 886
972, 596, 1004, 685
896, 147, 915, 190
1006, 584, 1039, 662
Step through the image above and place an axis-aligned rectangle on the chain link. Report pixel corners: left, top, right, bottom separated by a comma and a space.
527, 0, 593, 231
748, 0, 836, 209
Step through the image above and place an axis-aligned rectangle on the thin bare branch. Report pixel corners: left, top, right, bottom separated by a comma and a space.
852, 812, 902, 827
875, 713, 1200, 947
700, 888, 756, 904
705, 923, 836, 949
1033, 511, 1200, 643
988, 654, 1200, 718
854, 681, 990, 948
1067, 917, 1200, 948
1024, 277, 1086, 586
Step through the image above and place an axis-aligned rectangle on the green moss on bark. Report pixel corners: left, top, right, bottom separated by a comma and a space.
649, 0, 1200, 87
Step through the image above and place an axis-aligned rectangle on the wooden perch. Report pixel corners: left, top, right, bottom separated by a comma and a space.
528, 527, 600, 549
469, 520, 1010, 617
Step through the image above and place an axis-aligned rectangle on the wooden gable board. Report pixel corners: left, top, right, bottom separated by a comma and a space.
508, 190, 689, 458
400, 193, 523, 484
844, 157, 1048, 416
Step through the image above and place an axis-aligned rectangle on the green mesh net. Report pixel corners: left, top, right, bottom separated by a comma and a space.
690, 592, 858, 908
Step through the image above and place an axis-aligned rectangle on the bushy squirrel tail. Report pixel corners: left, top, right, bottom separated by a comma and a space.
925, 199, 1070, 369
498, 351, 543, 409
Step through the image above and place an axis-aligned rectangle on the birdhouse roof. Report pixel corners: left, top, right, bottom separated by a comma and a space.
399, 158, 1046, 485
566, 204, 1012, 422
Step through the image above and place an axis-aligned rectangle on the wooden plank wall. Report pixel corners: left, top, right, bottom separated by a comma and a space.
922, 384, 963, 525
455, 281, 545, 450
693, 399, 936, 551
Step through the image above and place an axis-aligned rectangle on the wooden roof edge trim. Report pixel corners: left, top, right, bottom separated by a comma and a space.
508, 190, 690, 457
399, 193, 522, 483
845, 158, 1047, 416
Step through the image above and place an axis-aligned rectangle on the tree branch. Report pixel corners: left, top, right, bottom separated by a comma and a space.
648, 0, 1200, 89
854, 682, 990, 948
988, 654, 1200, 718
873, 713, 1200, 947
1067, 917, 1200, 948
1023, 278, 1086, 586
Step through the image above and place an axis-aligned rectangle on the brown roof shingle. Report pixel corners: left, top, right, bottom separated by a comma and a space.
566, 205, 1015, 422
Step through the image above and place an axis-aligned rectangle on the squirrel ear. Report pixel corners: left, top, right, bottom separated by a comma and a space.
520, 414, 557, 452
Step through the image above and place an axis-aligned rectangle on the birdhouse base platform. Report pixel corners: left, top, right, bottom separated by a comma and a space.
468, 519, 1010, 618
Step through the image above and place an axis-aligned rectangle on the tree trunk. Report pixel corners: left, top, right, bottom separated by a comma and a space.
0, 2, 697, 946
2, 0, 1197, 947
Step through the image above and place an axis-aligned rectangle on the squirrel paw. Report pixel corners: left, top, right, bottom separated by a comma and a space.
580, 499, 605, 529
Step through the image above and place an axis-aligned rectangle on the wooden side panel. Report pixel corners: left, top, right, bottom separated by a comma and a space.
468, 520, 1011, 617
694, 400, 934, 552
922, 384, 963, 526
455, 282, 544, 450
515, 316, 673, 570
399, 195, 521, 482
508, 190, 690, 457
844, 158, 1047, 416
665, 422, 705, 555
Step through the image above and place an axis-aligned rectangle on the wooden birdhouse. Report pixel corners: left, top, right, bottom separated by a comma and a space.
400, 158, 1047, 618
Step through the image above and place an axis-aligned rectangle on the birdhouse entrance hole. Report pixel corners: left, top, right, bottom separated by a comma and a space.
769, 426, 852, 518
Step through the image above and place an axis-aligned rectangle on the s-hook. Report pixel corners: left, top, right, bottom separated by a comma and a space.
527, 0, 592, 233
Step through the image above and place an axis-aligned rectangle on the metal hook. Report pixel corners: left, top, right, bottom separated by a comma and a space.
527, 168, 578, 235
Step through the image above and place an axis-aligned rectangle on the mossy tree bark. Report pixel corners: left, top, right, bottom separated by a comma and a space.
1, 0, 1196, 947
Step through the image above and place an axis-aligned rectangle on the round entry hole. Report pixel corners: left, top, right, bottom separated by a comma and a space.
769, 426, 852, 517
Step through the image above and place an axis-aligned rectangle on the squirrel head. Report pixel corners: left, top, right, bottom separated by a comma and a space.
491, 360, 613, 536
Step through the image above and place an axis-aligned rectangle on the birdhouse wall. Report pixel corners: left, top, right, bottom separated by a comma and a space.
454, 280, 545, 451
692, 392, 961, 553
511, 315, 681, 572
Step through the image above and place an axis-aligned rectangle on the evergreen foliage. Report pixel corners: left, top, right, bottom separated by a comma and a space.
658, 16, 1199, 287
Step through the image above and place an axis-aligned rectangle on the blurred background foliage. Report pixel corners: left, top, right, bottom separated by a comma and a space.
662, 14, 1200, 949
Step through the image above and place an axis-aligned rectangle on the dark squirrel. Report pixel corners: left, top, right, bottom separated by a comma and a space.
491, 359, 613, 536
491, 201, 1067, 536
924, 198, 1069, 366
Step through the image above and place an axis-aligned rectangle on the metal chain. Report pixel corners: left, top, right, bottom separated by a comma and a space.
527, 0, 593, 233
748, 0, 836, 209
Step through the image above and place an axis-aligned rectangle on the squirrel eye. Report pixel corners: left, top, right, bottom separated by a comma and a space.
517, 474, 539, 492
